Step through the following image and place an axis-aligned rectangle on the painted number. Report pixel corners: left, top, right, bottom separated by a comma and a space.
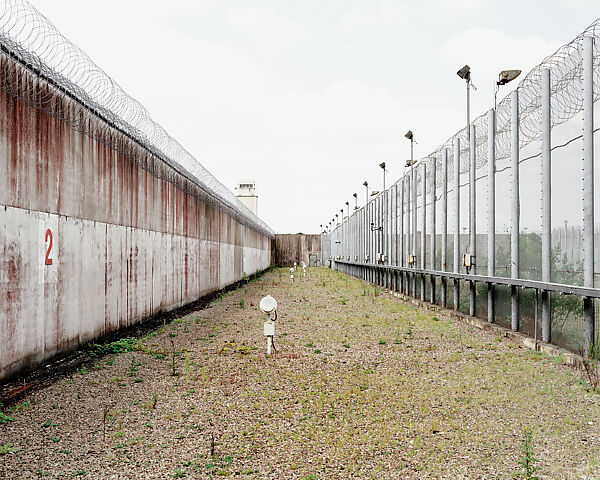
44, 228, 53, 265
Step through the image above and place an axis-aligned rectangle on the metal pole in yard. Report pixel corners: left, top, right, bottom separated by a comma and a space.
541, 67, 552, 343
583, 35, 595, 356
487, 108, 496, 323
454, 138, 461, 310
469, 123, 477, 316
412, 158, 418, 296
430, 156, 437, 304
421, 162, 427, 301
510, 89, 520, 332
400, 178, 405, 293
441, 148, 448, 307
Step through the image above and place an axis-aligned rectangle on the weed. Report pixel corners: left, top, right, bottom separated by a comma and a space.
406, 321, 414, 338
314, 350, 322, 354
70, 471, 87, 477
0, 443, 18, 455
184, 354, 192, 383
239, 299, 245, 309
79, 366, 89, 375
513, 428, 541, 479
90, 338, 139, 356
0, 412, 14, 424
171, 339, 179, 376
582, 344, 600, 392
342, 343, 350, 349
171, 468, 188, 478
378, 339, 387, 345
42, 420, 59, 428
7, 401, 30, 414
51, 437, 60, 443
128, 355, 142, 376
237, 345, 252, 355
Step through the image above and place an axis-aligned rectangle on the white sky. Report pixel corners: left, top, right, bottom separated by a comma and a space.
29, 0, 599, 233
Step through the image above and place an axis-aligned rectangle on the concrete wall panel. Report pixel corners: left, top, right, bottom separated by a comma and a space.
0, 53, 271, 381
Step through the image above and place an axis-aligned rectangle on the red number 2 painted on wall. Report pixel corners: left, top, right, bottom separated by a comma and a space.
44, 229, 53, 265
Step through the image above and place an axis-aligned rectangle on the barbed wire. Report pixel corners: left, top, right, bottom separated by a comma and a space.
0, 0, 274, 238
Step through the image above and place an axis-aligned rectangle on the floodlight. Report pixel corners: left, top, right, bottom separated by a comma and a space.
363, 181, 368, 187
353, 193, 357, 198
345, 201, 349, 206
260, 295, 277, 314
379, 162, 386, 170
404, 130, 413, 140
497, 69, 521, 86
456, 65, 470, 80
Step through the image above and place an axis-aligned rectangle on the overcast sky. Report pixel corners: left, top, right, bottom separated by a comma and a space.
29, 0, 599, 233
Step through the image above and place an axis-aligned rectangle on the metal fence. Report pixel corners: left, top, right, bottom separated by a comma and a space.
0, 0, 274, 238
324, 19, 600, 356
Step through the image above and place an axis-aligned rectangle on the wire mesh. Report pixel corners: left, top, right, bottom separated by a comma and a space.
0, 0, 274, 238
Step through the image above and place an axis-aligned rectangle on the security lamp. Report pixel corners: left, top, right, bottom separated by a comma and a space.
404, 130, 413, 140
352, 193, 357, 198
260, 295, 277, 314
363, 181, 368, 187
379, 162, 386, 170
497, 69, 521, 85
345, 201, 349, 206
456, 65, 471, 80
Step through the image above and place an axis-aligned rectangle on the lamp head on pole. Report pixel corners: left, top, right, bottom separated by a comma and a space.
456, 64, 471, 81
497, 69, 521, 85
404, 130, 413, 140
379, 162, 386, 170
352, 192, 357, 198
363, 181, 368, 187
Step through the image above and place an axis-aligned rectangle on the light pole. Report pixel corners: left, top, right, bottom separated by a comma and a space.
353, 192, 358, 210
456, 65, 476, 142
345, 201, 350, 218
363, 181, 369, 206
494, 69, 521, 110
379, 162, 386, 193
405, 130, 417, 295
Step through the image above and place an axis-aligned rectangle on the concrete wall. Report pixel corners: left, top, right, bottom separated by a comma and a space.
0, 54, 272, 381
274, 234, 322, 266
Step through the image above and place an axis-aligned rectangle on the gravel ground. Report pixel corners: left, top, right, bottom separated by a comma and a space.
1, 267, 600, 479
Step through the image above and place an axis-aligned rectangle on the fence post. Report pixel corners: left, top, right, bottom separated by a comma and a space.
430, 156, 437, 304
583, 35, 595, 356
541, 67, 552, 344
441, 148, 448, 307
407, 171, 412, 293
412, 162, 418, 297
391, 184, 396, 291
399, 181, 404, 292
487, 108, 496, 323
454, 138, 461, 310
511, 89, 520, 332
469, 123, 477, 317
421, 163, 427, 301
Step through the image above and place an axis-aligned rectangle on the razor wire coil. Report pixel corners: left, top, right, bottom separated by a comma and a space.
0, 0, 274, 238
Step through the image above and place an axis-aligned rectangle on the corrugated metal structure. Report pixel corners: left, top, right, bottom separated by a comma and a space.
0, 3, 273, 381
